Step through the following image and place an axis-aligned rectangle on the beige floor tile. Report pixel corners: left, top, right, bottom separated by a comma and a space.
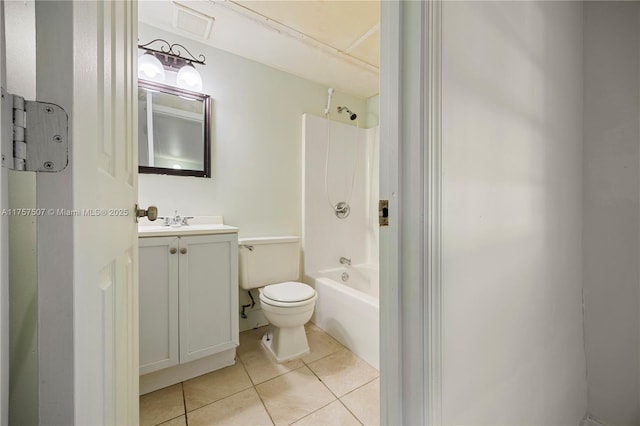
307, 348, 379, 397
238, 327, 304, 384
158, 415, 187, 426
187, 388, 273, 426
256, 366, 336, 426
238, 326, 269, 355
341, 378, 380, 426
301, 324, 345, 364
140, 384, 185, 426
292, 400, 361, 426
183, 362, 253, 412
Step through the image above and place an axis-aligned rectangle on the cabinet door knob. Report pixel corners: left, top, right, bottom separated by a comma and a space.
169, 248, 177, 255
180, 248, 187, 254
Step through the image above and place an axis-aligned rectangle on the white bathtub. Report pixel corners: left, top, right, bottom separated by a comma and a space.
309, 264, 379, 369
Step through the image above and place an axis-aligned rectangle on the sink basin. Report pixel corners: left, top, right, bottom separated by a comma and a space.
138, 216, 238, 237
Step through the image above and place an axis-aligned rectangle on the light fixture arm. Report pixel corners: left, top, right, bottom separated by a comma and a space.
138, 39, 206, 71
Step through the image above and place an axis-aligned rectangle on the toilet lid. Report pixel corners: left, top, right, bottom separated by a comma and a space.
262, 282, 316, 303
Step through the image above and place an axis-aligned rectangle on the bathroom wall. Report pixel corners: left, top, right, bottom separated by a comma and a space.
138, 23, 370, 238
441, 2, 587, 424
365, 95, 380, 129
302, 114, 378, 275
3, 1, 39, 425
583, 3, 640, 424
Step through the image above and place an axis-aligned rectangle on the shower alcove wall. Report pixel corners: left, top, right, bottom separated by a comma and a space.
302, 113, 380, 368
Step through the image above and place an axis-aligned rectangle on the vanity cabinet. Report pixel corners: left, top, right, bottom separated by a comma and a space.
139, 233, 239, 376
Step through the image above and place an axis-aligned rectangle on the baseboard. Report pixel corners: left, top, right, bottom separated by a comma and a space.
139, 348, 236, 395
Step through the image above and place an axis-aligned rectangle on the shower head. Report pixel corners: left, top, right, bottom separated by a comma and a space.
337, 106, 357, 121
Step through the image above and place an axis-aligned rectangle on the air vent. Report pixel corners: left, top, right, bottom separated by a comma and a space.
172, 4, 214, 39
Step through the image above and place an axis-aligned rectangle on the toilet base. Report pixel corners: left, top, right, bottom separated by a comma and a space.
262, 326, 310, 363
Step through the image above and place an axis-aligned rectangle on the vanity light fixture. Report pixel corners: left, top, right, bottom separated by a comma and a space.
138, 38, 206, 91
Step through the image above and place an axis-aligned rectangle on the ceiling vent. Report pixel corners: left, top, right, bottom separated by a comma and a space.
172, 4, 215, 40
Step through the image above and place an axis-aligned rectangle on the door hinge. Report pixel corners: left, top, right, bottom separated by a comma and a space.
1, 87, 68, 172
379, 199, 389, 227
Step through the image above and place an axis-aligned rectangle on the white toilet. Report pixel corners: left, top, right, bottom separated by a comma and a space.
238, 236, 317, 363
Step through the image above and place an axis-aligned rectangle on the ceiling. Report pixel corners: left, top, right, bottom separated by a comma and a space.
138, 0, 380, 98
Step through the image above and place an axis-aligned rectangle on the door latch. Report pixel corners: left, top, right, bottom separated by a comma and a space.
379, 200, 389, 227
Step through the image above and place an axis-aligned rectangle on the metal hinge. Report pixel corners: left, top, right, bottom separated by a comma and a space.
1, 87, 68, 172
379, 199, 389, 227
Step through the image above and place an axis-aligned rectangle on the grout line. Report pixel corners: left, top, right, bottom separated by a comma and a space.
300, 346, 345, 368
251, 384, 277, 426
304, 355, 377, 426
287, 399, 343, 426
161, 327, 377, 425
337, 398, 365, 426
239, 351, 307, 387
341, 376, 379, 398
337, 377, 378, 425
181, 382, 189, 425
183, 385, 256, 415
180, 355, 254, 415
287, 362, 364, 426
155, 413, 188, 426
237, 351, 276, 425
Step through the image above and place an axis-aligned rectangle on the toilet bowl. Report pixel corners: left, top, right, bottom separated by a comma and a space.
238, 236, 317, 363
259, 282, 317, 362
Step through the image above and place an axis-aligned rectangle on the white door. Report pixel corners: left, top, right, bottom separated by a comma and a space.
72, 1, 139, 424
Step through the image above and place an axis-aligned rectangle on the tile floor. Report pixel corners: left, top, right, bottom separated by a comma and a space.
140, 323, 380, 426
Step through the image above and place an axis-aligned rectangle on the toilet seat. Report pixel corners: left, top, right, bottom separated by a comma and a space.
260, 282, 317, 307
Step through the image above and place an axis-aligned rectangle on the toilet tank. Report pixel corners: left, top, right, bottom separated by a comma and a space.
238, 236, 301, 290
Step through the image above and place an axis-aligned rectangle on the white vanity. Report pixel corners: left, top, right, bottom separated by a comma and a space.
138, 216, 239, 394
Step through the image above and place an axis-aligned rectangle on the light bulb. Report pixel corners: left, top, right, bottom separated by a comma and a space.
176, 63, 203, 92
138, 53, 166, 82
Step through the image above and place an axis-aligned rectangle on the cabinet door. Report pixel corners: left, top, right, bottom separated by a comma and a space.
179, 234, 239, 363
139, 237, 180, 375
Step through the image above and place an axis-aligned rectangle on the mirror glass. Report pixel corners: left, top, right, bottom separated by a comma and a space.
138, 80, 211, 177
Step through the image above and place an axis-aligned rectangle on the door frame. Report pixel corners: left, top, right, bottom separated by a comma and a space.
34, 2, 75, 423
0, 1, 8, 424
22, 0, 445, 423
379, 1, 442, 424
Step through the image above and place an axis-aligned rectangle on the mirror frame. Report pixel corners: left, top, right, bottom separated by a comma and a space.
138, 79, 211, 178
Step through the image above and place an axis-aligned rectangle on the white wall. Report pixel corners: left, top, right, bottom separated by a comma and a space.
3, 1, 38, 424
441, 2, 587, 424
138, 23, 369, 238
583, 3, 640, 425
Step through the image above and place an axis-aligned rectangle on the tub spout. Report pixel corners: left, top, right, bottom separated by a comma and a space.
339, 257, 351, 266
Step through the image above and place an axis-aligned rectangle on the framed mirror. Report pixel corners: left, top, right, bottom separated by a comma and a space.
138, 79, 211, 177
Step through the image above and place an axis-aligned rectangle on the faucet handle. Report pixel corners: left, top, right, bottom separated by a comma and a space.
181, 216, 194, 226
157, 216, 171, 226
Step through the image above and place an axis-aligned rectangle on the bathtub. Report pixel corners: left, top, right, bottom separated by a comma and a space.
309, 264, 379, 369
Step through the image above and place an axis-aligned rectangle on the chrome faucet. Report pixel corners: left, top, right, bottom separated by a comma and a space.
158, 210, 194, 227
339, 256, 351, 266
